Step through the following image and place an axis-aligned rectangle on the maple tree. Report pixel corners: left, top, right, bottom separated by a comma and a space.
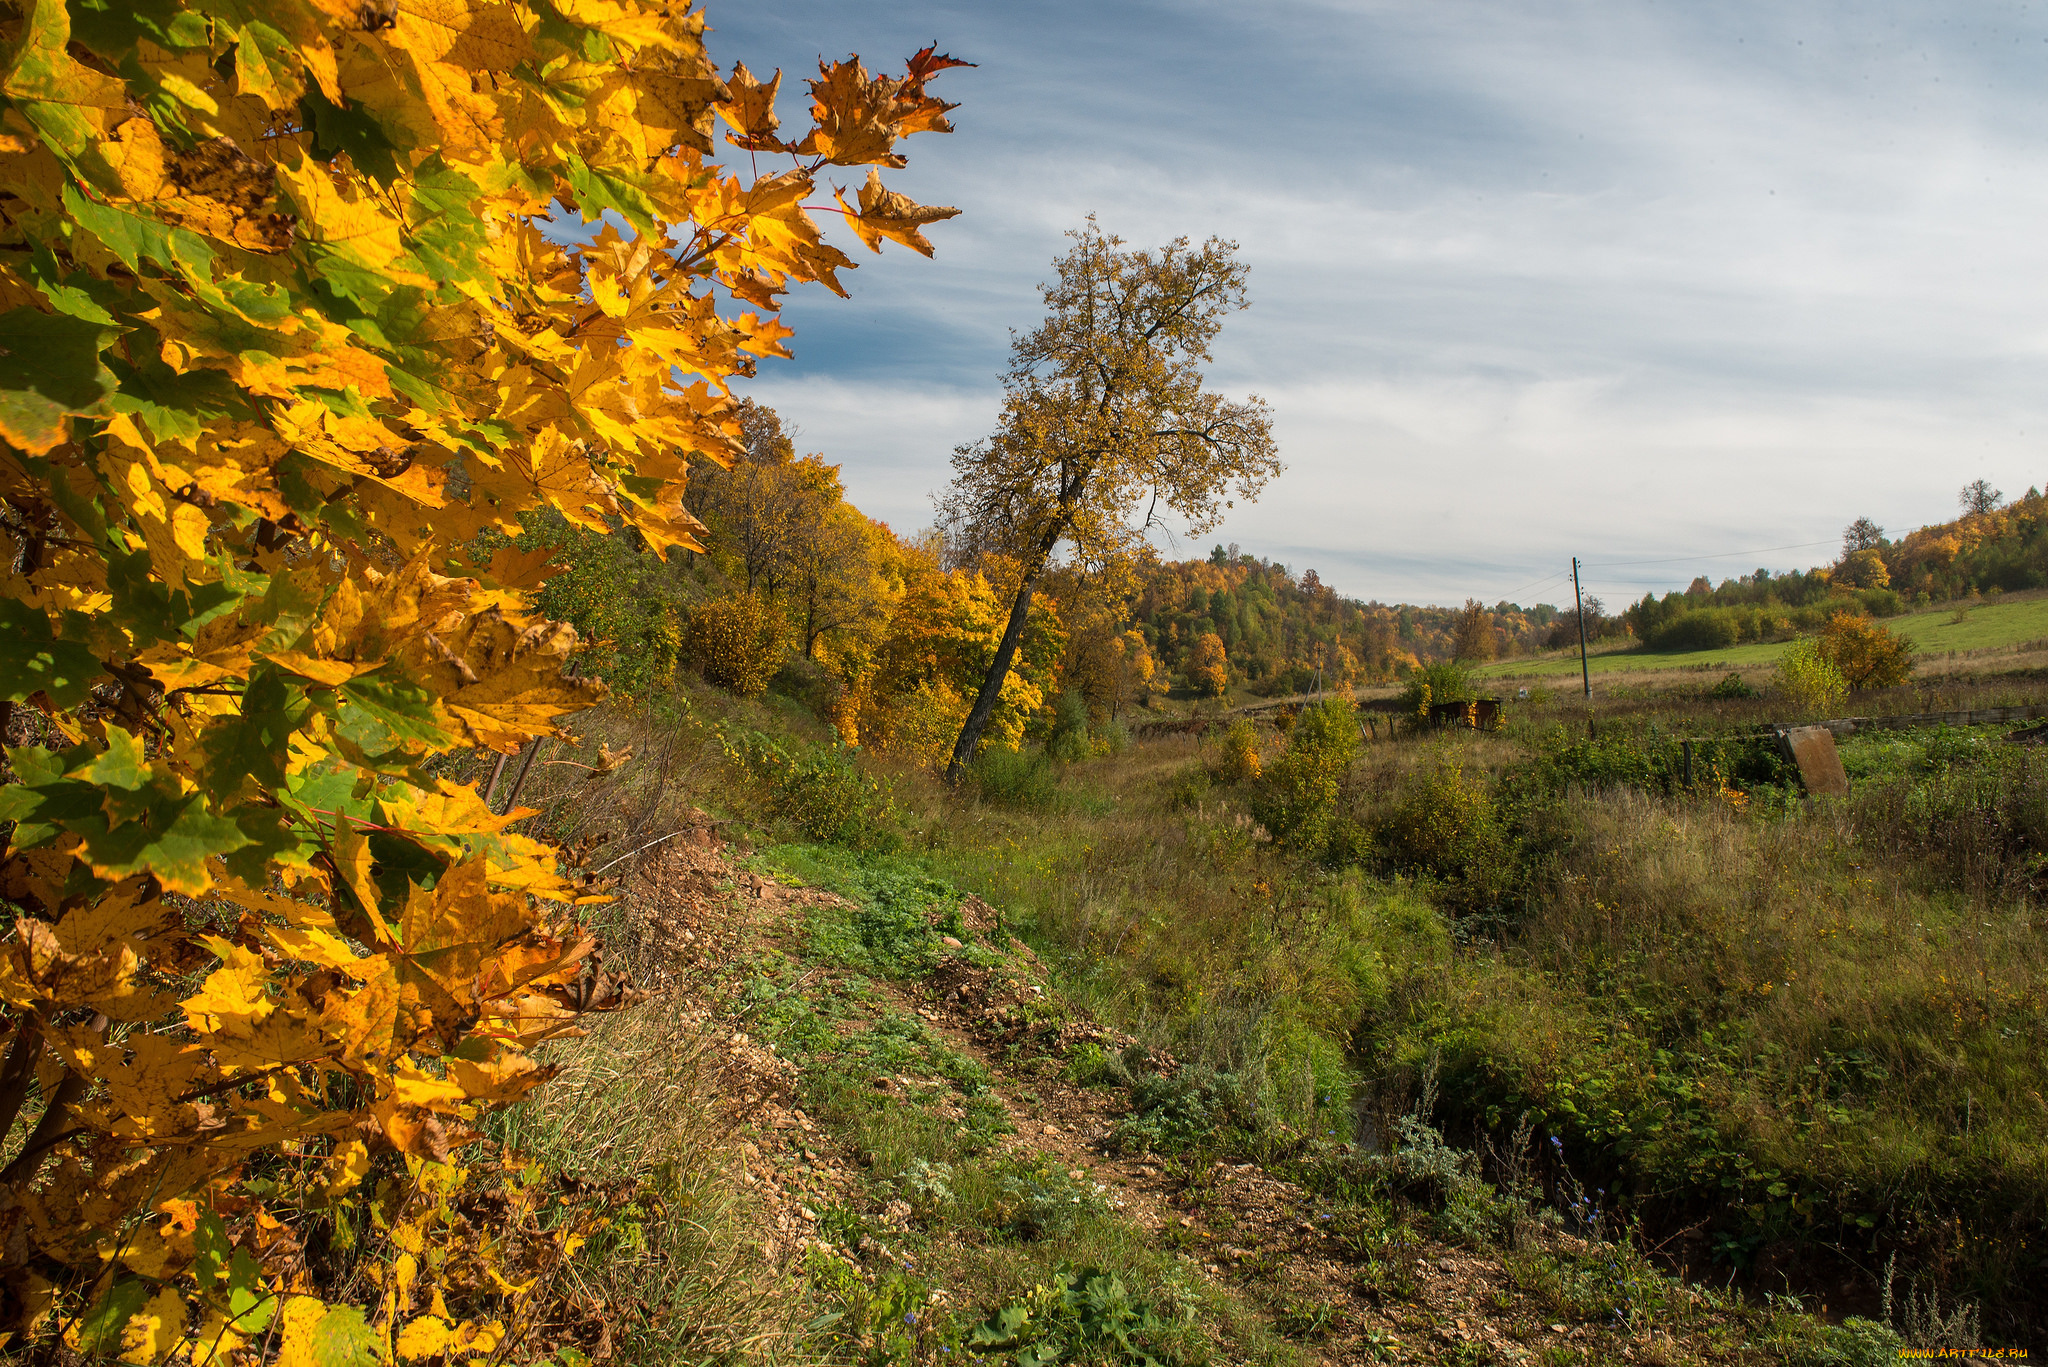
1186, 630, 1229, 697
937, 220, 1280, 780
0, 0, 963, 1356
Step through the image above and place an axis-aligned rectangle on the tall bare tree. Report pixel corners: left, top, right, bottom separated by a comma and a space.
1842, 516, 1885, 556
1960, 479, 2004, 517
938, 220, 1281, 780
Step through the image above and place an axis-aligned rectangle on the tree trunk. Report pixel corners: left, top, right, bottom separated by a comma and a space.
945, 573, 1040, 784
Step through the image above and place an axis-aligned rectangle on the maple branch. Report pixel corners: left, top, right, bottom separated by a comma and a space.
0, 1019, 45, 1151
0, 1014, 103, 1188
672, 229, 739, 274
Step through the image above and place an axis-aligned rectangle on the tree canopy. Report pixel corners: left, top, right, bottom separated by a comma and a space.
0, 0, 963, 1351
938, 220, 1280, 778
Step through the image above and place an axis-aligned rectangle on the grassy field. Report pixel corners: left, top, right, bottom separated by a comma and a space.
466, 652, 2048, 1354
1474, 591, 2048, 680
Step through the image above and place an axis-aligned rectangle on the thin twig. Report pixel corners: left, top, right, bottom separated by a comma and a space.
592, 828, 692, 875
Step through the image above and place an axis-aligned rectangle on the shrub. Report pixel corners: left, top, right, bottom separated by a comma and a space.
973, 746, 1061, 809
1214, 717, 1263, 783
726, 731, 898, 850
689, 592, 786, 696
1818, 611, 1914, 691
1649, 607, 1740, 652
1379, 760, 1500, 883
1047, 689, 1092, 764
1774, 637, 1848, 715
518, 514, 685, 699
1252, 699, 1361, 854
1399, 660, 1473, 714
1165, 762, 1213, 809
1709, 671, 1757, 700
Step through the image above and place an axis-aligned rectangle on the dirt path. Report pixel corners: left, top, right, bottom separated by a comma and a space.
610, 816, 1749, 1366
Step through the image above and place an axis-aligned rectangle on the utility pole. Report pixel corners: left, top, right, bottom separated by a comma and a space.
1572, 556, 1592, 702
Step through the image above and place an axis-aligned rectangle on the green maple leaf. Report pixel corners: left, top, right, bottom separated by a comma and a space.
0, 599, 105, 706
0, 306, 119, 453
199, 666, 312, 801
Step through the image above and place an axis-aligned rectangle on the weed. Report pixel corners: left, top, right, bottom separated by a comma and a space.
966, 1265, 1192, 1367
958, 1155, 1105, 1242
1109, 1068, 1246, 1155
975, 745, 1063, 809
1270, 1295, 1337, 1341
726, 727, 899, 849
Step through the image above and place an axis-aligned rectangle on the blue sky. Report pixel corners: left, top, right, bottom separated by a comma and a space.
707, 0, 2048, 608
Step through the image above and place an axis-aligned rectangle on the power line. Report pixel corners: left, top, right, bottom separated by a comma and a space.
1586, 538, 1838, 569
1489, 567, 1573, 603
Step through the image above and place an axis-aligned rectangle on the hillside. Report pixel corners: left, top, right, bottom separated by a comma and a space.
420, 628, 2048, 1362
1476, 589, 2048, 681
467, 689, 1933, 1366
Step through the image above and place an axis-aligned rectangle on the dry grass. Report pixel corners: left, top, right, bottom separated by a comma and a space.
488, 988, 808, 1367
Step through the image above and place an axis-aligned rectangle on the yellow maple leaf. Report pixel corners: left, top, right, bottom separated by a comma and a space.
835, 169, 961, 258
182, 938, 276, 1036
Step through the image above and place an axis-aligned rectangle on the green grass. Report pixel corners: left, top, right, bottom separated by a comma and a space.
491, 670, 2038, 1351
1474, 591, 2048, 679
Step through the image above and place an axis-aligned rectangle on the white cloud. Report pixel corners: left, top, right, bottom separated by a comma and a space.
713, 0, 2048, 602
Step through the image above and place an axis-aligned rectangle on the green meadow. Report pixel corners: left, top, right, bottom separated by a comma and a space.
1475, 591, 2048, 679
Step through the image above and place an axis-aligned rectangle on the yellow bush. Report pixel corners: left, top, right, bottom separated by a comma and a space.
1215, 718, 1263, 783
1774, 637, 1848, 715
1817, 611, 1913, 691
689, 593, 787, 697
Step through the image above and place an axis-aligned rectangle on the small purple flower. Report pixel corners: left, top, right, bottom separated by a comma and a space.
905, 1312, 918, 1326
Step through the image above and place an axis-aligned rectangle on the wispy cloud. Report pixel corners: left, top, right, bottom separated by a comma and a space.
711, 0, 2048, 604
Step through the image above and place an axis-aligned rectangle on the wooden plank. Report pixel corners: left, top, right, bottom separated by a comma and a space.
1780, 726, 1850, 797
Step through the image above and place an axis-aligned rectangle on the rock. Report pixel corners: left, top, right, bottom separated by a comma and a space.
1438, 1257, 1457, 1272
798, 1206, 816, 1221
1043, 1123, 1059, 1135
941, 935, 963, 948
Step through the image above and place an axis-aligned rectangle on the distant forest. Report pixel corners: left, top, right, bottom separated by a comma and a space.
1131, 479, 2047, 695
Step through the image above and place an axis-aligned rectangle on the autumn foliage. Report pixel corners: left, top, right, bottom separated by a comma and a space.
0, 0, 961, 1357
1816, 611, 1914, 692
1186, 631, 1229, 697
687, 591, 786, 698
